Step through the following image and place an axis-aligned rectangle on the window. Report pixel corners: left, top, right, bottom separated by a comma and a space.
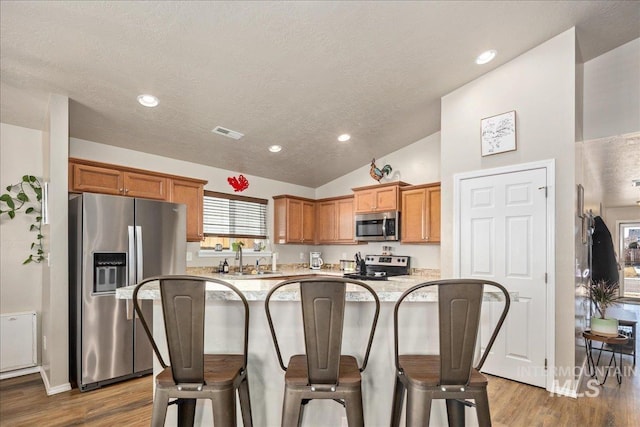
201, 191, 267, 249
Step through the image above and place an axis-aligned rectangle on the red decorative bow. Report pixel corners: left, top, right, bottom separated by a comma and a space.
227, 174, 249, 192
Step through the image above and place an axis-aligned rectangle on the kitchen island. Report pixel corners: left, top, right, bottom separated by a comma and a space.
117, 271, 498, 427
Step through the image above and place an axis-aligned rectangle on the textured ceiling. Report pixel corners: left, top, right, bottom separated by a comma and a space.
1, 1, 639, 188
582, 133, 640, 209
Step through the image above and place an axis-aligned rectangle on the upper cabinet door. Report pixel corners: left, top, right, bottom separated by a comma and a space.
400, 183, 441, 243
273, 196, 316, 244
335, 197, 355, 243
71, 163, 123, 195
123, 172, 167, 200
170, 179, 205, 242
353, 182, 407, 213
316, 201, 337, 243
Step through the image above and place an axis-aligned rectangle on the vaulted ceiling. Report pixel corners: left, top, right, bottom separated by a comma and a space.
1, 1, 639, 190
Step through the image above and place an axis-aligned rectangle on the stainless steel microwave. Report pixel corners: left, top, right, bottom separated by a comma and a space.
354, 211, 400, 241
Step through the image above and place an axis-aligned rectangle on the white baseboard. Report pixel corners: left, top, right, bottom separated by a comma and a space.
40, 368, 71, 395
0, 366, 40, 380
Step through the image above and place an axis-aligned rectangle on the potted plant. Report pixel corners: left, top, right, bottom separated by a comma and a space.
589, 279, 620, 337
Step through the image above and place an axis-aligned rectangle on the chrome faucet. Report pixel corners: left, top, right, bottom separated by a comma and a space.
235, 244, 243, 274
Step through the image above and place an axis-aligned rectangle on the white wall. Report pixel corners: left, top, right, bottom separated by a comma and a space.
40, 95, 70, 392
583, 38, 640, 140
316, 132, 441, 269
441, 29, 577, 384
0, 123, 43, 317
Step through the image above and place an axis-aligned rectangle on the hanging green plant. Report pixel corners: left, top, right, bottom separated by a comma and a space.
0, 175, 44, 264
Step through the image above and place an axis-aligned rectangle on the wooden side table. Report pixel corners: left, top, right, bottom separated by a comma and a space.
583, 330, 629, 385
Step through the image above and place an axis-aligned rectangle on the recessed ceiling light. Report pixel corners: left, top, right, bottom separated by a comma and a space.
137, 94, 159, 107
475, 50, 497, 65
338, 134, 351, 142
269, 145, 282, 153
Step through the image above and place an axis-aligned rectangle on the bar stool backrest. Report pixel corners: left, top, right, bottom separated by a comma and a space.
300, 281, 346, 384
265, 277, 380, 382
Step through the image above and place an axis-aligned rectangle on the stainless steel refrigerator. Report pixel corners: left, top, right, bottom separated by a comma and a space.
69, 193, 186, 391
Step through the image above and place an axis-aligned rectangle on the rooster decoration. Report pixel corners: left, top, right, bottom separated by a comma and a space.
370, 158, 392, 182
228, 174, 249, 192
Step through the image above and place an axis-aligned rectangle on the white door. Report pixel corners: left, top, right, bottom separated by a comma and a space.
459, 167, 547, 387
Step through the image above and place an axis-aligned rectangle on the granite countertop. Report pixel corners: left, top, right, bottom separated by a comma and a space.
115, 268, 512, 303
115, 269, 439, 302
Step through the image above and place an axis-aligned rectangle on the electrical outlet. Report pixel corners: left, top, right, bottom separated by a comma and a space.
341, 252, 347, 260
186, 252, 193, 261
43, 335, 47, 351
299, 252, 305, 260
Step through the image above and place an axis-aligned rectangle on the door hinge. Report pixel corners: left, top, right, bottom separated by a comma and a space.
544, 358, 548, 370
544, 273, 548, 283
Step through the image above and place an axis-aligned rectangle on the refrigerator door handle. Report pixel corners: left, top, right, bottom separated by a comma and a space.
136, 225, 143, 282
128, 226, 135, 285
126, 299, 134, 320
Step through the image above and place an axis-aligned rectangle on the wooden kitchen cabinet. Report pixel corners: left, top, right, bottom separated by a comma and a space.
169, 178, 207, 242
69, 162, 124, 195
401, 183, 441, 243
352, 181, 409, 213
273, 195, 316, 244
123, 172, 168, 200
316, 196, 355, 244
70, 158, 167, 200
69, 158, 207, 242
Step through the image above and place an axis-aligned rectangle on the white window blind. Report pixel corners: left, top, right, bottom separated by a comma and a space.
203, 191, 267, 238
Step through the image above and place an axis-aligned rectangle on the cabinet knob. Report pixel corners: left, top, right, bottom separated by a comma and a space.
124, 189, 129, 193
119, 188, 124, 193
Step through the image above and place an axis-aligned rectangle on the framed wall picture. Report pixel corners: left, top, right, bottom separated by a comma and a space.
481, 110, 516, 156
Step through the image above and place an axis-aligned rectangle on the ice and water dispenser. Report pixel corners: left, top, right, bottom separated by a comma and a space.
93, 252, 127, 293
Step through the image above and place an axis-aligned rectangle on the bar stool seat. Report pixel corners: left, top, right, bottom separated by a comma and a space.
398, 355, 489, 387
285, 355, 361, 386
156, 354, 245, 387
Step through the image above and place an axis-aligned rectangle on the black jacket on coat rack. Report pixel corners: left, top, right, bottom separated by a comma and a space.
591, 216, 619, 287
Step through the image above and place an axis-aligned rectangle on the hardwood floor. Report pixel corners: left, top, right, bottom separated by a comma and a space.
0, 374, 152, 426
1, 362, 637, 427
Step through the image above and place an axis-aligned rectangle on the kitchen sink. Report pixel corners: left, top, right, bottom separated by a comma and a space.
225, 271, 283, 279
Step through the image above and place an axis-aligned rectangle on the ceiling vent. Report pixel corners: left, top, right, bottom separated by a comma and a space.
212, 126, 244, 140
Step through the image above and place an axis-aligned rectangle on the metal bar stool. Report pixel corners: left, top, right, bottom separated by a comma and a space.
265, 277, 380, 427
390, 279, 510, 427
134, 275, 253, 427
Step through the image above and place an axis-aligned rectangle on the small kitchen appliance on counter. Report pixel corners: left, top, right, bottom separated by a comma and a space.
343, 255, 410, 281
310, 252, 324, 270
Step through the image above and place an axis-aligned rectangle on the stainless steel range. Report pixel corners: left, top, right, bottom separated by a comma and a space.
343, 255, 410, 281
